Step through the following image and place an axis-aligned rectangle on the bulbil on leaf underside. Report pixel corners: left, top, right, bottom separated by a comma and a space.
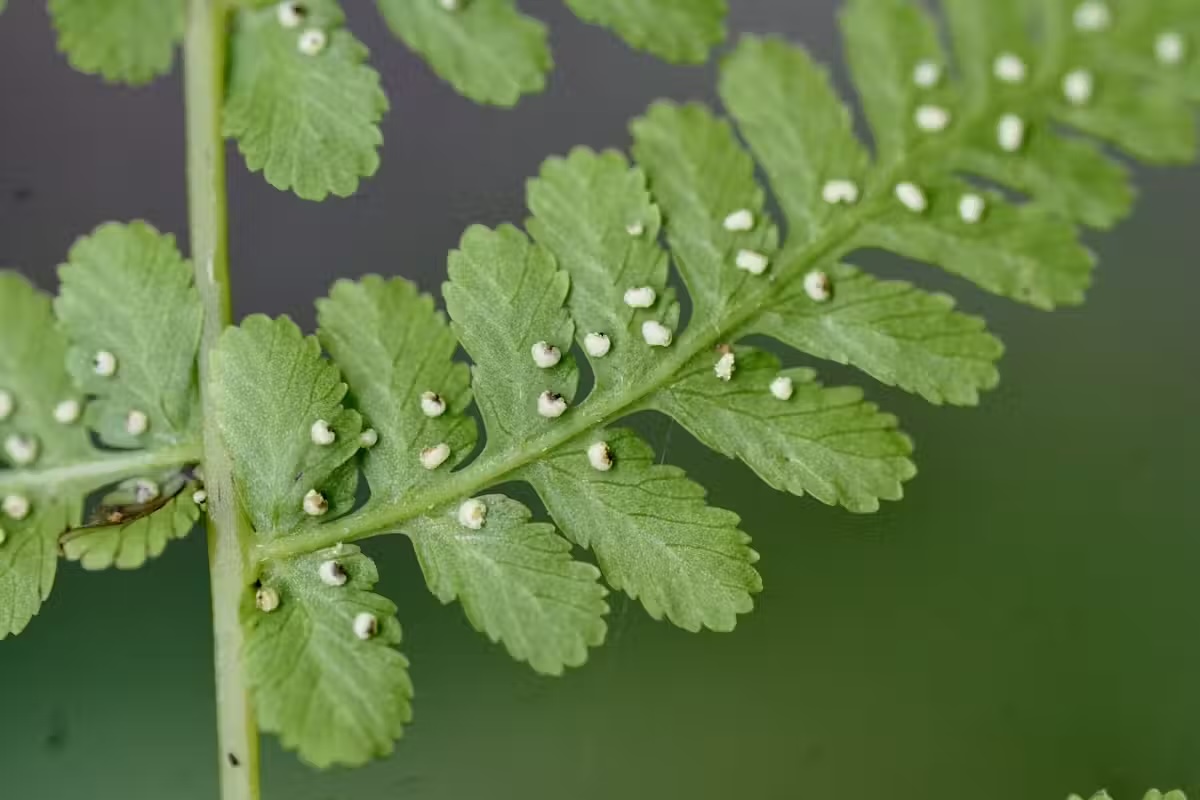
2, 0, 1198, 770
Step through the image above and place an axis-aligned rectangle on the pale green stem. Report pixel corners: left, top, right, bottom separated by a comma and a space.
1, 441, 201, 492
257, 210, 872, 562
184, 1, 261, 798
257, 105, 986, 565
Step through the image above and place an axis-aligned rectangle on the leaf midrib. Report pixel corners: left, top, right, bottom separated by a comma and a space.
0, 441, 202, 493
258, 79, 1010, 564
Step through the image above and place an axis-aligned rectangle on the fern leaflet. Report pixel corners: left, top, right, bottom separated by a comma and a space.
36, 0, 728, 199
3, 0, 1198, 771
0, 223, 203, 636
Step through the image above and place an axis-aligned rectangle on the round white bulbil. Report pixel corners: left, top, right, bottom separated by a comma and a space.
256, 586, 280, 613
93, 351, 118, 377
3, 494, 30, 520
584, 332, 611, 359
915, 104, 951, 133
997, 114, 1027, 153
803, 270, 833, 303
736, 250, 770, 276
359, 428, 379, 448
626, 221, 644, 237
1156, 32, 1187, 66
353, 612, 379, 640
298, 28, 327, 56
192, 489, 208, 505
895, 182, 928, 214
420, 442, 451, 470
1073, 2, 1111, 32
1062, 69, 1094, 106
912, 60, 941, 88
822, 179, 860, 205
641, 321, 673, 348
277, 1, 306, 28
624, 286, 657, 308
458, 498, 487, 530
125, 409, 149, 437
531, 341, 562, 369
4, 434, 38, 466
302, 489, 329, 517
53, 399, 81, 425
723, 209, 755, 232
318, 559, 349, 587
993, 53, 1028, 84
587, 441, 614, 472
420, 391, 447, 418
310, 419, 335, 446
714, 351, 736, 382
537, 391, 568, 419
770, 376, 795, 401
959, 193, 987, 225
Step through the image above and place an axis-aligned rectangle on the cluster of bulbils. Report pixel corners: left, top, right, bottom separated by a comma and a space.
828, 1, 1189, 225
0, 350, 155, 544
276, 1, 328, 57
253, 549, 381, 642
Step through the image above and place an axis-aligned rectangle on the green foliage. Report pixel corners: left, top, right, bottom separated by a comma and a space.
0, 276, 88, 638
48, 0, 183, 84
5, 0, 1200, 779
564, 0, 726, 64
55, 222, 202, 448
224, 0, 388, 201
224, 0, 1198, 761
242, 545, 412, 768
376, 0, 551, 107
1, 224, 203, 636
212, 315, 362, 536
525, 149, 675, 403
444, 226, 579, 447
378, 0, 726, 105
317, 277, 477, 499
38, 0, 727, 199
520, 428, 760, 632
652, 352, 914, 513
61, 472, 201, 571
406, 495, 608, 675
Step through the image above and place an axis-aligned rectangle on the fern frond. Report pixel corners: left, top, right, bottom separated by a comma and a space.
225, 0, 1199, 764
224, 0, 388, 201
0, 223, 204, 635
40, 0, 726, 200
376, 0, 552, 107
48, 0, 183, 85
60, 471, 202, 570
241, 545, 413, 769
377, 0, 727, 106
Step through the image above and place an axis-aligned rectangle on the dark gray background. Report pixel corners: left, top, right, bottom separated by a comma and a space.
2, 1, 1200, 799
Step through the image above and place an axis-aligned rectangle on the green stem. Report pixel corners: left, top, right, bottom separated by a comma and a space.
1, 441, 201, 492
257, 112, 975, 565
258, 211, 869, 562
184, 1, 261, 798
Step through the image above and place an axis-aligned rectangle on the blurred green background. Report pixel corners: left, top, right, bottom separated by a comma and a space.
2, 1, 1199, 798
